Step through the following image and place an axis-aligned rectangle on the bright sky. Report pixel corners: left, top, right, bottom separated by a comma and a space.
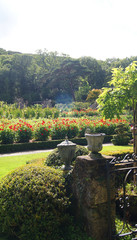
0, 0, 137, 60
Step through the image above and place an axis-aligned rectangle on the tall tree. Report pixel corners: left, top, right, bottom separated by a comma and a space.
97, 61, 137, 153
44, 58, 90, 102
0, 55, 15, 103
75, 77, 91, 102
80, 57, 105, 89
97, 61, 137, 119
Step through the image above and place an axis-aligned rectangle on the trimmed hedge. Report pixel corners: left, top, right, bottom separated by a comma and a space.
0, 140, 62, 154
0, 165, 70, 240
0, 135, 113, 154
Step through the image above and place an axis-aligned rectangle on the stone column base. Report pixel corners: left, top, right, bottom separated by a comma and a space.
72, 154, 115, 240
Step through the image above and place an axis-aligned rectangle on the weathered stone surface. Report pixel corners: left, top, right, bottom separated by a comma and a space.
57, 138, 76, 170
72, 154, 115, 240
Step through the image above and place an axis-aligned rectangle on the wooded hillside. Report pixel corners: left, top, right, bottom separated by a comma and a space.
0, 48, 137, 105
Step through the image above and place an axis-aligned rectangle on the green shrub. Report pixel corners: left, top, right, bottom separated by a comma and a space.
72, 102, 90, 110
51, 124, 79, 140
12, 108, 22, 118
112, 135, 130, 146
34, 126, 50, 141
115, 217, 134, 240
51, 124, 67, 140
0, 128, 15, 144
95, 124, 116, 135
69, 109, 99, 118
43, 107, 53, 118
16, 125, 33, 143
67, 125, 79, 139
51, 107, 60, 118
0, 165, 70, 240
78, 125, 88, 137
111, 123, 130, 145
45, 145, 88, 167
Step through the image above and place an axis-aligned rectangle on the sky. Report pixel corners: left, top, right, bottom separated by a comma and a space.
0, 0, 137, 60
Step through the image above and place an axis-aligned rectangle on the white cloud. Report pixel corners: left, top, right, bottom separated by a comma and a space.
1, 0, 137, 59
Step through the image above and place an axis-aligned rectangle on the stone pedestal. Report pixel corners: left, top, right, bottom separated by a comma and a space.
72, 154, 115, 240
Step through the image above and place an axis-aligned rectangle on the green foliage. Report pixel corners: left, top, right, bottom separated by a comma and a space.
72, 102, 91, 110
45, 145, 88, 167
80, 57, 105, 89
46, 59, 90, 101
115, 217, 136, 240
86, 88, 102, 103
15, 125, 32, 143
22, 107, 36, 119
97, 61, 137, 119
51, 107, 60, 118
63, 108, 99, 118
94, 123, 116, 135
0, 165, 70, 240
60, 221, 93, 240
67, 125, 79, 139
111, 123, 130, 145
34, 126, 50, 141
55, 103, 73, 112
75, 77, 91, 101
1, 50, 137, 105
45, 148, 62, 167
51, 124, 68, 140
0, 129, 15, 144
0, 102, 60, 119
42, 107, 53, 118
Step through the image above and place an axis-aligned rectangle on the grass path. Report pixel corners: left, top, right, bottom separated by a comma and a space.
101, 144, 133, 156
0, 152, 50, 179
0, 145, 134, 180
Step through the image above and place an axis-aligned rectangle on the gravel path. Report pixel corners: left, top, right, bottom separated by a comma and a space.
0, 143, 113, 157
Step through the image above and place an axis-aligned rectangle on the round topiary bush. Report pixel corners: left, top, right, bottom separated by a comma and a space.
45, 145, 89, 167
111, 123, 130, 145
0, 165, 70, 240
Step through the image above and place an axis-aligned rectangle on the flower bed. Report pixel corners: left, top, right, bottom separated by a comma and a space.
60, 108, 99, 117
0, 118, 129, 144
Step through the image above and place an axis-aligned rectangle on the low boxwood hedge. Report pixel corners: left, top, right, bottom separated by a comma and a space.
0, 135, 113, 154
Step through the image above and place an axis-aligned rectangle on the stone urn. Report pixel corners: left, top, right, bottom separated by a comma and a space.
85, 133, 105, 158
57, 137, 76, 170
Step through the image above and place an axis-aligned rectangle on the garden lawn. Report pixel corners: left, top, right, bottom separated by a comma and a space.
0, 145, 134, 240
0, 145, 134, 180
0, 152, 50, 179
101, 144, 133, 156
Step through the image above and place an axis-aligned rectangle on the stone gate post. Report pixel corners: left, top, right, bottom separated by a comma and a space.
72, 154, 115, 240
